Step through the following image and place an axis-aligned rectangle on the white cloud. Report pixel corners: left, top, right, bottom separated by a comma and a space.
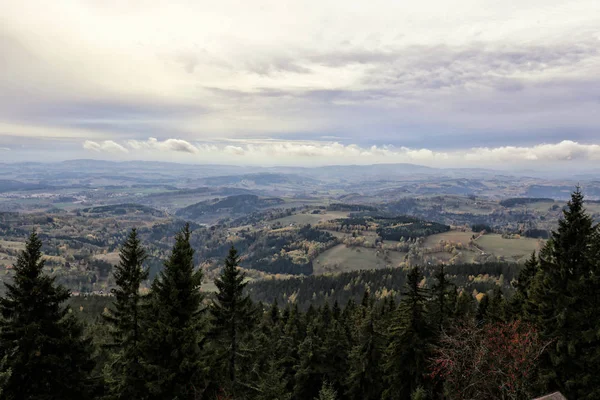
82, 137, 600, 166
127, 138, 198, 153
83, 140, 129, 154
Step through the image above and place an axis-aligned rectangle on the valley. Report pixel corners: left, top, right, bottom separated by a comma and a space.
0, 160, 591, 297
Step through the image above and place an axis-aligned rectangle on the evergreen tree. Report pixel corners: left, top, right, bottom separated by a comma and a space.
268, 299, 280, 325
383, 267, 433, 399
486, 286, 506, 323
508, 252, 538, 319
209, 246, 256, 394
454, 290, 475, 320
294, 321, 328, 400
103, 228, 149, 399
276, 305, 303, 395
346, 311, 384, 400
255, 357, 292, 400
529, 187, 599, 398
0, 231, 94, 400
430, 264, 455, 330
316, 381, 337, 400
141, 224, 205, 400
320, 311, 350, 394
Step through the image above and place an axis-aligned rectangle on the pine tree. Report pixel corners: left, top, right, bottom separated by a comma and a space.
103, 228, 149, 399
320, 309, 350, 394
0, 231, 94, 400
294, 321, 328, 400
508, 252, 538, 319
255, 357, 292, 400
209, 246, 256, 394
383, 267, 433, 399
141, 224, 205, 400
486, 286, 506, 323
316, 381, 337, 400
252, 305, 291, 400
346, 311, 385, 400
529, 187, 599, 398
276, 305, 303, 395
430, 264, 455, 330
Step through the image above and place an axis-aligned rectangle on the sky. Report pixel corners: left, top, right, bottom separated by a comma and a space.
1, 0, 600, 167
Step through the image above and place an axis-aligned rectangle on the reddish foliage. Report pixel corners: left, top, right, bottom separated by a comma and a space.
430, 320, 550, 400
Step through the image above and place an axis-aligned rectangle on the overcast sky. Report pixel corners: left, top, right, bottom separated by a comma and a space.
1, 0, 599, 167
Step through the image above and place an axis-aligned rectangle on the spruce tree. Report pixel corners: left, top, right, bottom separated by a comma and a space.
0, 231, 94, 400
346, 311, 384, 400
253, 304, 291, 400
294, 321, 327, 400
255, 357, 292, 400
508, 252, 538, 319
276, 305, 303, 395
529, 187, 599, 398
430, 264, 455, 330
103, 228, 149, 400
209, 246, 256, 394
316, 381, 337, 400
141, 224, 205, 400
486, 286, 506, 323
320, 308, 350, 394
383, 267, 433, 399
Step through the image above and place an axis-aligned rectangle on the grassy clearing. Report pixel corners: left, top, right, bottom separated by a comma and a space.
0, 240, 25, 251
93, 252, 121, 264
314, 244, 406, 274
422, 231, 474, 248
513, 201, 557, 212
476, 234, 543, 261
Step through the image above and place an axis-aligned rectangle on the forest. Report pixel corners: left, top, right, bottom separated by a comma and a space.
0, 188, 599, 399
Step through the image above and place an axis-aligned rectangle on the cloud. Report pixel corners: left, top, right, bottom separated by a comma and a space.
127, 137, 198, 153
82, 137, 600, 166
463, 141, 600, 162
83, 140, 129, 154
3, 0, 600, 160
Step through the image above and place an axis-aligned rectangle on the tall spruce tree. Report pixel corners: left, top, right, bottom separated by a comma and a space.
529, 187, 599, 398
0, 231, 94, 400
486, 286, 506, 323
346, 311, 385, 400
141, 224, 205, 400
103, 228, 149, 400
508, 252, 538, 319
209, 246, 256, 394
383, 267, 433, 399
430, 264, 455, 331
294, 321, 328, 400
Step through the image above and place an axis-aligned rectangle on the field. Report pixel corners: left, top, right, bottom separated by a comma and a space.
476, 234, 543, 262
314, 244, 406, 274
422, 230, 474, 248
0, 240, 26, 251
93, 252, 121, 264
